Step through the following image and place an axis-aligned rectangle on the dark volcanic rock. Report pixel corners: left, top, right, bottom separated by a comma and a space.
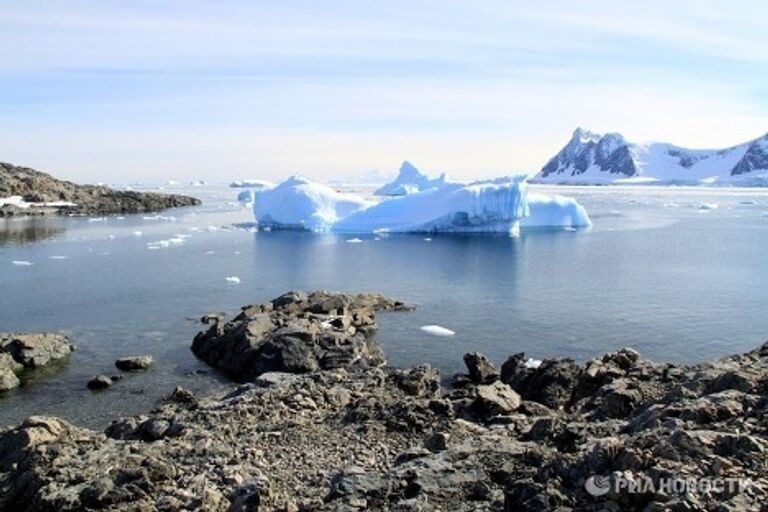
0, 161, 200, 216
192, 290, 412, 381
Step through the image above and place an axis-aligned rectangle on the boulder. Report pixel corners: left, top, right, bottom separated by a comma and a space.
115, 355, 154, 372
472, 381, 522, 419
0, 332, 74, 368
0, 366, 20, 392
463, 352, 498, 383
87, 375, 113, 390
191, 291, 410, 381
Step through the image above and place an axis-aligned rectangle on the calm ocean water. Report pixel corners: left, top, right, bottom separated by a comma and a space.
1, 184, 767, 428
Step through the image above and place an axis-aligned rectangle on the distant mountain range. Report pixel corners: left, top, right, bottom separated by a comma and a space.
532, 128, 768, 186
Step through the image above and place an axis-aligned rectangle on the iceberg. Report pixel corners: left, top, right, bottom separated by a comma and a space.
230, 179, 274, 189
237, 189, 255, 204
252, 176, 370, 231
252, 175, 591, 234
374, 161, 446, 196
337, 177, 531, 234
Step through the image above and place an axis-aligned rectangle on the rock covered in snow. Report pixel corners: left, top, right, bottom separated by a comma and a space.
374, 161, 446, 196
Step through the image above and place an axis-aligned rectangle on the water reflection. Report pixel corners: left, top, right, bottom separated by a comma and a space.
0, 217, 66, 245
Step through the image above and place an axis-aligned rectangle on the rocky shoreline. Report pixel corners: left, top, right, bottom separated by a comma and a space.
0, 162, 200, 217
2, 292, 768, 511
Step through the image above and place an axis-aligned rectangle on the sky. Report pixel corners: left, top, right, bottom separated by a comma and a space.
1, 0, 767, 183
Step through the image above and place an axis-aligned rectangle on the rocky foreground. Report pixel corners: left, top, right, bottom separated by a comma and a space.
0, 162, 200, 217
2, 292, 768, 511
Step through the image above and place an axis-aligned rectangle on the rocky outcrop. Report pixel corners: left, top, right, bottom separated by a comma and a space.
192, 290, 412, 381
115, 355, 154, 372
2, 299, 768, 511
0, 162, 200, 216
0, 333, 75, 391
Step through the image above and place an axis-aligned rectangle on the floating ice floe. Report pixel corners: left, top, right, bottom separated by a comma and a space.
133, 231, 143, 237
420, 325, 456, 337
12, 260, 34, 266
251, 175, 590, 235
225, 276, 241, 284
49, 256, 67, 260
345, 238, 363, 243
230, 179, 274, 189
697, 203, 719, 210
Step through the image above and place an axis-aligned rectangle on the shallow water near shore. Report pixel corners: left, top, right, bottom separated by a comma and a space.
1, 184, 768, 428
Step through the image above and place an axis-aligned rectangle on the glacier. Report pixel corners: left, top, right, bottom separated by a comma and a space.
533, 128, 768, 186
251, 175, 590, 234
374, 161, 446, 196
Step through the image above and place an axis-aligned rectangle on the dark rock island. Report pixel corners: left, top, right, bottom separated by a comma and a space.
1, 292, 767, 511
0, 162, 200, 217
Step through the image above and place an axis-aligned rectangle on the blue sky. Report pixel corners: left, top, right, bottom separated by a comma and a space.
1, 0, 767, 182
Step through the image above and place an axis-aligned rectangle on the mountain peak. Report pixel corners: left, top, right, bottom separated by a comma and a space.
572, 127, 601, 144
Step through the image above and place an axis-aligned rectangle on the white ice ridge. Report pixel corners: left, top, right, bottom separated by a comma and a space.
251, 175, 591, 234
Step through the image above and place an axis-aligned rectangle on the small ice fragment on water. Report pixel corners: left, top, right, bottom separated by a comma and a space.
206, 226, 219, 232
12, 260, 33, 266
346, 238, 363, 243
88, 217, 105, 222
524, 358, 542, 369
108, 234, 115, 240
133, 231, 142, 237
424, 238, 432, 242
50, 256, 67, 260
697, 203, 719, 210
420, 325, 455, 337
116, 216, 125, 220
234, 251, 241, 255
205, 250, 216, 255
225, 276, 241, 284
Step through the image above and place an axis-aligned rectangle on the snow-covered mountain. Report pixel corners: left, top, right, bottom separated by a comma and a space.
532, 128, 768, 186
374, 161, 446, 196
